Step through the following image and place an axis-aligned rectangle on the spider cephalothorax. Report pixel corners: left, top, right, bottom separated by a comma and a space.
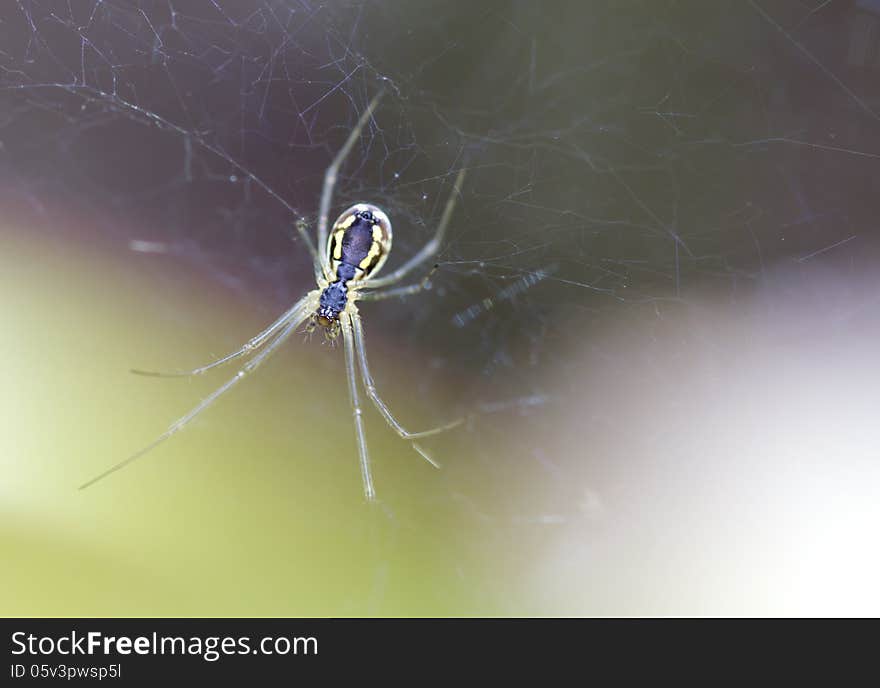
311, 282, 346, 340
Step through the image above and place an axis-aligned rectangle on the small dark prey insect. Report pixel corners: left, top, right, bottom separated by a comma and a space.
80, 91, 467, 501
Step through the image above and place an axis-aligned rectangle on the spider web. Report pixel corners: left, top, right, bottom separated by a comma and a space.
4, 0, 880, 614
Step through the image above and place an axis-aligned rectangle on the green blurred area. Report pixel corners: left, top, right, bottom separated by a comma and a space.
0, 224, 536, 617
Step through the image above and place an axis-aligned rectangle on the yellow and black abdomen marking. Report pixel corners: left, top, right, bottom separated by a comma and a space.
327, 204, 392, 282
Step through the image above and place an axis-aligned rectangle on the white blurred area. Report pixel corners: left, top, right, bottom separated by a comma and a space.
535, 258, 880, 616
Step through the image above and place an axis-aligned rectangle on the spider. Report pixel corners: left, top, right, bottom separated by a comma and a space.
80, 91, 467, 501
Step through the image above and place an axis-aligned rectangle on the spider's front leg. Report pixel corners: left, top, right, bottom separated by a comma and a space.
339, 311, 376, 501
348, 307, 463, 465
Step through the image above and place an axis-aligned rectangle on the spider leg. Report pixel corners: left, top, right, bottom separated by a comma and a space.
317, 90, 385, 279
349, 308, 462, 468
356, 265, 438, 302
80, 301, 314, 490
294, 218, 323, 283
340, 311, 376, 502
364, 166, 466, 289
131, 292, 318, 378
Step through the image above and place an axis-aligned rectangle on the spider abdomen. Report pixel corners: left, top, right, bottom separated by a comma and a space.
327, 203, 392, 283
